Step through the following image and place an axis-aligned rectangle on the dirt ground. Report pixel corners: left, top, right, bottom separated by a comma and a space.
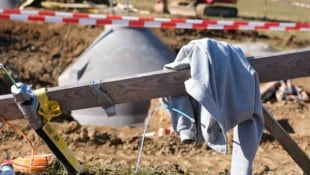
0, 17, 310, 175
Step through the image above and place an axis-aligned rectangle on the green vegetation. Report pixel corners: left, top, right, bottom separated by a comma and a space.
237, 0, 310, 22
118, 0, 310, 22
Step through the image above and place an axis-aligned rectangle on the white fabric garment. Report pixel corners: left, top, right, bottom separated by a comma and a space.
162, 38, 264, 175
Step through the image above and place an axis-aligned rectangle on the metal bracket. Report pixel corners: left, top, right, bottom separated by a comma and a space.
90, 80, 115, 116
11, 82, 43, 130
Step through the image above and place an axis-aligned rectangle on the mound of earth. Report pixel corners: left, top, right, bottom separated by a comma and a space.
0, 20, 309, 174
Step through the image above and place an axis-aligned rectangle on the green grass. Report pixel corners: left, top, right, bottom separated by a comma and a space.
117, 0, 310, 22
237, 0, 310, 22
116, 0, 155, 14
26, 161, 229, 175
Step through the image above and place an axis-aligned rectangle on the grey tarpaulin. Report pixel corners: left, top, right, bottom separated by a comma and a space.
58, 26, 175, 126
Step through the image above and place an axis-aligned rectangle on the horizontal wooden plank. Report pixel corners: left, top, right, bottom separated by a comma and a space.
0, 48, 309, 121
251, 48, 310, 82
0, 69, 190, 120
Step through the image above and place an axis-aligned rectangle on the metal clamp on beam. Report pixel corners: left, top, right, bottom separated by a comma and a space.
11, 82, 43, 130
90, 80, 115, 116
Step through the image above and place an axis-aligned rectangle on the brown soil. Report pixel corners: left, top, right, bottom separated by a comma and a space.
0, 18, 309, 175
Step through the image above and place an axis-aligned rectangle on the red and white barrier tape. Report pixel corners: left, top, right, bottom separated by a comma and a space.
0, 9, 309, 31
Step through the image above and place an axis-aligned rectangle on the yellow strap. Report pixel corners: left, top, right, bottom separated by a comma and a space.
42, 123, 84, 173
34, 88, 61, 121
35, 89, 83, 173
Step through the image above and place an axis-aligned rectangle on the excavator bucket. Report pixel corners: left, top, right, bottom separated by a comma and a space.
167, 0, 238, 18
196, 3, 238, 17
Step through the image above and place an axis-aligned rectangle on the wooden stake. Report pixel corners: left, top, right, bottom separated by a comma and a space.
263, 106, 310, 174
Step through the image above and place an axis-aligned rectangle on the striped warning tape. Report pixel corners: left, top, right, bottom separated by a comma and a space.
0, 9, 309, 31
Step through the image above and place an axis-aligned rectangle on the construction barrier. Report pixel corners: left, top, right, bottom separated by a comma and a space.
0, 9, 309, 31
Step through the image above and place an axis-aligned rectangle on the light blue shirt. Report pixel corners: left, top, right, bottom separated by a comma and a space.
162, 38, 264, 175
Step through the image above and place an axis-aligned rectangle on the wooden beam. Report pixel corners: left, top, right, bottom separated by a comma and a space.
0, 48, 310, 121
250, 48, 310, 82
263, 106, 310, 174
0, 69, 190, 120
